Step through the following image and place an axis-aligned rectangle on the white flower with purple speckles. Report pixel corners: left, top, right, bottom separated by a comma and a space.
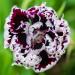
4, 4, 70, 72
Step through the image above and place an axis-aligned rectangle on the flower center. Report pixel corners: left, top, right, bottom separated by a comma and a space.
31, 31, 45, 49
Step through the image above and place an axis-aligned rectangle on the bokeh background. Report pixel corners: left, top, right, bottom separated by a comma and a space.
0, 0, 75, 75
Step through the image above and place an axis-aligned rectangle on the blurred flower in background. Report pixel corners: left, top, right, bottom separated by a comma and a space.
0, 0, 75, 75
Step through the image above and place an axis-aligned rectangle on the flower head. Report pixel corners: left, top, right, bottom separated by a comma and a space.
4, 4, 70, 72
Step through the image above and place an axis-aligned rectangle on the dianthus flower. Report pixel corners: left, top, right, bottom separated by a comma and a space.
4, 4, 70, 72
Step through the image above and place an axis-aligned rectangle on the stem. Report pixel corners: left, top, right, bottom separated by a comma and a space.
57, 0, 67, 18
21, 0, 31, 9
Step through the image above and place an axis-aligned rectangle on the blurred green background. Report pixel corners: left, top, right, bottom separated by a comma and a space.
0, 0, 75, 75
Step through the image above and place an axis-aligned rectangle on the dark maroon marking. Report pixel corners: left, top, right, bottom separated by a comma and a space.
31, 14, 39, 24
40, 23, 49, 30
46, 31, 56, 41
27, 7, 39, 18
49, 19, 55, 30
26, 47, 29, 50
51, 10, 54, 13
50, 27, 53, 30
36, 50, 56, 70
49, 19, 54, 25
60, 24, 64, 27
28, 7, 39, 15
28, 7, 36, 11
39, 13, 47, 24
56, 39, 60, 50
33, 29, 38, 35
23, 54, 27, 57
34, 43, 43, 49
66, 30, 69, 34
63, 39, 67, 43
7, 29, 13, 44
63, 36, 67, 43
61, 36, 68, 49
39, 50, 49, 66
45, 40, 49, 46
61, 36, 65, 49
56, 39, 60, 45
47, 12, 53, 17
16, 60, 20, 64
10, 8, 29, 33
57, 32, 63, 36
20, 63, 23, 65
17, 33, 27, 47
62, 44, 64, 49
20, 49, 25, 53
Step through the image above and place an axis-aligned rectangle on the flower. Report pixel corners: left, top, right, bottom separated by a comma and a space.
4, 4, 70, 72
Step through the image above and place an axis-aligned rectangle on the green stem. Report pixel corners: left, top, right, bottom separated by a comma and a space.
57, 0, 67, 18
21, 0, 31, 9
